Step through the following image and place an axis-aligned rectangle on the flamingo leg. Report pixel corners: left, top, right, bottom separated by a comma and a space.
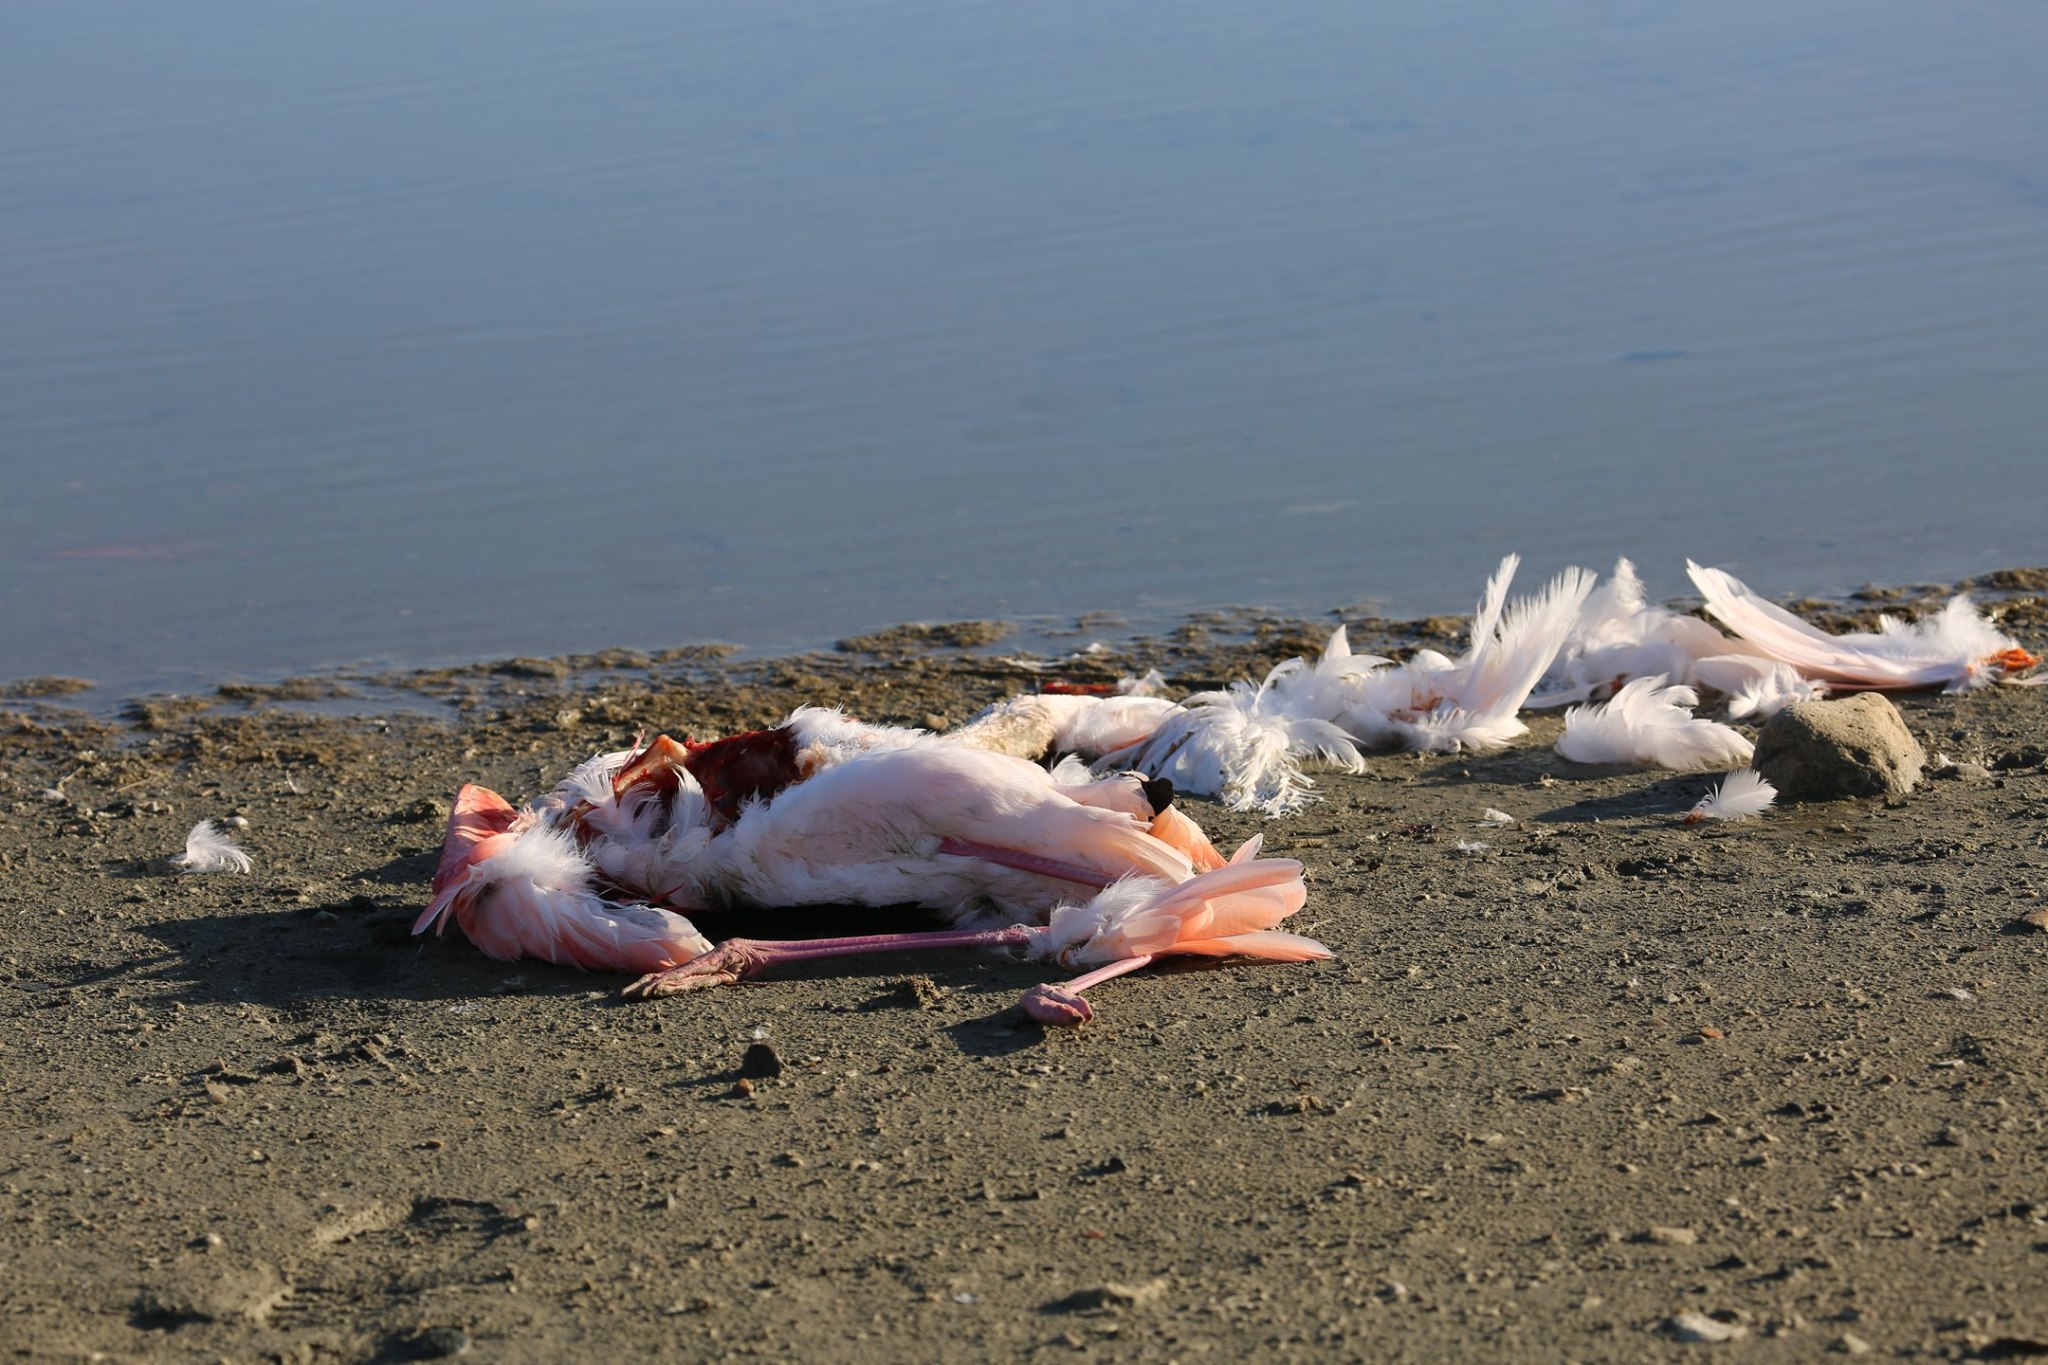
933, 838, 1116, 887
1017, 953, 1158, 1027
624, 924, 1035, 999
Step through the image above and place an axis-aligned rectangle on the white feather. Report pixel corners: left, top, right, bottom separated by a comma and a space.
1479, 808, 1517, 827
1688, 770, 1778, 822
787, 705, 927, 768
951, 693, 1178, 763
1688, 561, 2039, 692
1555, 675, 1755, 770
1110, 654, 1367, 816
1724, 662, 1829, 721
1338, 557, 1596, 752
1531, 557, 1737, 706
1047, 753, 1095, 785
173, 820, 252, 874
1116, 670, 1169, 697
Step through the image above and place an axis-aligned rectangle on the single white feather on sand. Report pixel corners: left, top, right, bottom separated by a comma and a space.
1480, 808, 1517, 827
1555, 675, 1755, 770
1686, 770, 1778, 822
173, 819, 253, 874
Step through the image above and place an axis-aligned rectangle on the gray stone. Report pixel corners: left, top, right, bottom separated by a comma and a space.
1754, 694, 1925, 802
1669, 1311, 1747, 1343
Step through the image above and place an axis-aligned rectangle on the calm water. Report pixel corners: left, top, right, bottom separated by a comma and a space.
4, 1, 2046, 699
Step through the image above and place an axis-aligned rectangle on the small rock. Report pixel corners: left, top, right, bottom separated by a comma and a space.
1641, 1226, 1700, 1246
740, 1043, 783, 1080
1669, 1311, 1747, 1343
2005, 906, 2048, 935
1754, 694, 1925, 801
1834, 1331, 1873, 1355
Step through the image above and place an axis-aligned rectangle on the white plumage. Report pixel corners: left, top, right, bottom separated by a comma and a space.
1530, 557, 1740, 707
704, 739, 1192, 921
952, 692, 1180, 763
1555, 675, 1755, 770
1109, 649, 1367, 816
1688, 561, 2040, 692
1047, 557, 1594, 810
1687, 770, 1778, 822
419, 821, 714, 973
1723, 661, 1829, 721
1339, 556, 1596, 752
173, 820, 252, 874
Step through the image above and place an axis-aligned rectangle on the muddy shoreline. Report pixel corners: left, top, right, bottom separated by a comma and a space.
4, 584, 2046, 1362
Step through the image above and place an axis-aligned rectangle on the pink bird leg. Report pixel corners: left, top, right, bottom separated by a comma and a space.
623, 924, 1035, 998
1017, 954, 1156, 1027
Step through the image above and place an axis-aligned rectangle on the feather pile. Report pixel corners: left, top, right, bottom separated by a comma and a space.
1338, 556, 1596, 753
1532, 558, 1739, 707
1688, 561, 2040, 692
173, 820, 252, 874
936, 556, 2040, 814
1109, 655, 1367, 816
1102, 556, 1593, 812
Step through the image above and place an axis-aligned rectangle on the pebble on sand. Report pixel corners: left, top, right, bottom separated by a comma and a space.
1668, 1311, 1747, 1343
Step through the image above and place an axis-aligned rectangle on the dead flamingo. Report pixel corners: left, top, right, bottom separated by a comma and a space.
624, 834, 1324, 1014
419, 710, 1327, 1024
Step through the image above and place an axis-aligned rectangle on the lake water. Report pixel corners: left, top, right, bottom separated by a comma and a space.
5, 1, 2046, 700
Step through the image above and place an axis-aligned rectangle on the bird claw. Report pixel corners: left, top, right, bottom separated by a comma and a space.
623, 940, 760, 999
1019, 982, 1093, 1028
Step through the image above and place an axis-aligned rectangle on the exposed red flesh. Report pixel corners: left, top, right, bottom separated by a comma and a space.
683, 726, 803, 824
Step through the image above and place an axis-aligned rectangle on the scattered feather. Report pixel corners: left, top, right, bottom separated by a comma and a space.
1688, 561, 2041, 692
1116, 669, 1168, 697
173, 819, 252, 874
1724, 662, 1828, 721
1110, 660, 1366, 816
1555, 675, 1754, 770
1532, 557, 1735, 706
1455, 840, 1491, 854
1479, 808, 1517, 827
1686, 770, 1778, 823
1339, 557, 1596, 752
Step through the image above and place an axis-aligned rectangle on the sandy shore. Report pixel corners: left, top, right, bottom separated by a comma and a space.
3, 590, 2045, 1362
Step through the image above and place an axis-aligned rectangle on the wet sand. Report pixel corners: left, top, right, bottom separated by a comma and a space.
3, 589, 2046, 1362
